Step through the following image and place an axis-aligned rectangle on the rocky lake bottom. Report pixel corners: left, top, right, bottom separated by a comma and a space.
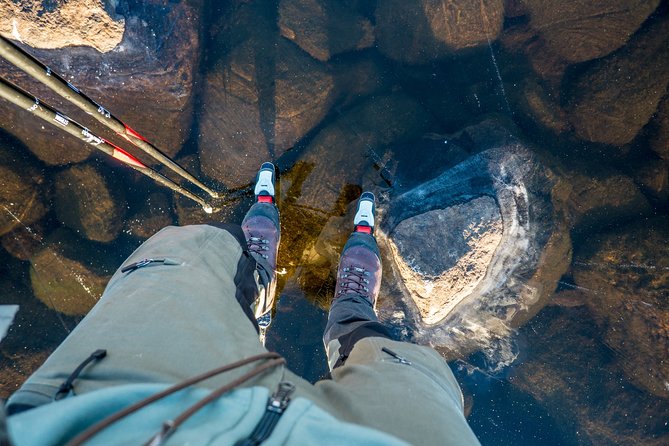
1, 0, 668, 444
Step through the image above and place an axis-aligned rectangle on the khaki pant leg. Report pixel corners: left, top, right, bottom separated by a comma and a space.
7, 225, 272, 411
315, 337, 480, 446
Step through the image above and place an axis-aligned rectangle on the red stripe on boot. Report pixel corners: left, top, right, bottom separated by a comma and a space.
355, 225, 372, 234
257, 195, 274, 203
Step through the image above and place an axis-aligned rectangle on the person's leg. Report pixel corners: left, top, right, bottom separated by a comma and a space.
241, 162, 280, 331
322, 192, 393, 369
6, 164, 283, 414
317, 192, 480, 445
6, 224, 265, 414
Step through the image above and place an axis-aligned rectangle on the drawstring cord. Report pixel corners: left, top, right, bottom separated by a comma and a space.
54, 350, 107, 401
66, 352, 285, 446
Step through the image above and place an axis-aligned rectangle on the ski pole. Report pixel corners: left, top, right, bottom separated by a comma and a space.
0, 76, 214, 213
0, 35, 220, 199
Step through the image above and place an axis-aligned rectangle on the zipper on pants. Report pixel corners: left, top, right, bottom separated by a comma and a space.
382, 347, 412, 365
121, 258, 180, 274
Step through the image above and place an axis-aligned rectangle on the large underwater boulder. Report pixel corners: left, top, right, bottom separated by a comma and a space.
0, 0, 201, 164
501, 1, 660, 89
293, 93, 434, 213
514, 78, 570, 135
563, 171, 651, 232
198, 36, 335, 189
376, 142, 571, 365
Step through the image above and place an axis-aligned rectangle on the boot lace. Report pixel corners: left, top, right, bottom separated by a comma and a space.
247, 236, 270, 260
337, 266, 371, 297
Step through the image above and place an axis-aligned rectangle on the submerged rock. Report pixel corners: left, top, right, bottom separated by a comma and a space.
0, 105, 92, 165
375, 0, 505, 64
511, 306, 669, 445
0, 0, 125, 53
0, 138, 48, 237
54, 163, 126, 243
572, 219, 669, 398
564, 172, 651, 232
331, 56, 392, 108
0, 0, 201, 164
500, 24, 569, 89
279, 0, 374, 61
377, 139, 571, 365
125, 193, 174, 240
1, 222, 46, 261
294, 93, 433, 213
503, 1, 660, 88
198, 37, 335, 189
388, 196, 504, 325
566, 16, 669, 146
522, 0, 659, 63
29, 230, 112, 316
516, 78, 570, 134
198, 1, 391, 189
